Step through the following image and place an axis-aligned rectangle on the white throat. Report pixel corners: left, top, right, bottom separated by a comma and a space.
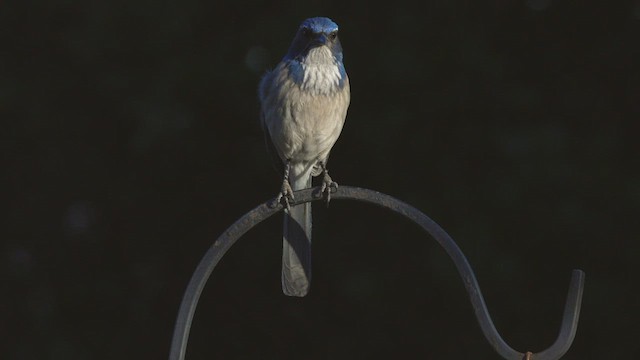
300, 46, 342, 95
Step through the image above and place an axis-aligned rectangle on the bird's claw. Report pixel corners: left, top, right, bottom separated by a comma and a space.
320, 172, 338, 206
275, 179, 295, 211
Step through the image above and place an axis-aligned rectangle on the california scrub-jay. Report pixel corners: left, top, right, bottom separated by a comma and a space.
259, 17, 350, 297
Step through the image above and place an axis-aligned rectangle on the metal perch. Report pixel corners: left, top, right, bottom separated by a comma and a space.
169, 186, 584, 360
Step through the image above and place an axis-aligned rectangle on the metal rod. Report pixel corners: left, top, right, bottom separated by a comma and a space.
169, 186, 584, 360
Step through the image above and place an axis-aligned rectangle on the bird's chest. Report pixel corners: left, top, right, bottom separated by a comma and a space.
263, 58, 349, 161
278, 91, 344, 158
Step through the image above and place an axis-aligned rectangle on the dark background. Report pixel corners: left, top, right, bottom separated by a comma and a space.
2, 0, 639, 359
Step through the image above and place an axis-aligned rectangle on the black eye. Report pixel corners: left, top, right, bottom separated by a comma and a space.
329, 31, 338, 40
301, 27, 311, 37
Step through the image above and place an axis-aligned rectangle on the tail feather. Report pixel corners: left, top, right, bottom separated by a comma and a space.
282, 172, 312, 297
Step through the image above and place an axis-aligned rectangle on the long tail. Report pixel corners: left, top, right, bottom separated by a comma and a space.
282, 170, 312, 297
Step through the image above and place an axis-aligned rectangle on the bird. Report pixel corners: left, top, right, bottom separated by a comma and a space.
258, 17, 350, 297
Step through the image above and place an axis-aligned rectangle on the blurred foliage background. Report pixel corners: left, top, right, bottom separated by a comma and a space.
2, 0, 639, 359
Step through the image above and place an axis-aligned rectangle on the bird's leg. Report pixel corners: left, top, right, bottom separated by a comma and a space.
319, 162, 338, 205
275, 160, 295, 211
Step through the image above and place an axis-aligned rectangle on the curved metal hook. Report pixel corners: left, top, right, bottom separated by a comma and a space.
169, 186, 584, 360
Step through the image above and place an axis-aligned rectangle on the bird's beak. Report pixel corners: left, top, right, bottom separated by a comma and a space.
310, 33, 329, 47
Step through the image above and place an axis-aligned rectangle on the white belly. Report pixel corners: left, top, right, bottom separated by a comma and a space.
277, 90, 348, 162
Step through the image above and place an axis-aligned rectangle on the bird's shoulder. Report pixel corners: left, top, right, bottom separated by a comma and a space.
258, 62, 293, 102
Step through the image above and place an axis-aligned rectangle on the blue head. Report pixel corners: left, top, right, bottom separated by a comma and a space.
283, 17, 343, 63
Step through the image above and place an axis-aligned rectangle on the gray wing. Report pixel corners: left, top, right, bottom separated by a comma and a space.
258, 69, 285, 177
261, 111, 285, 177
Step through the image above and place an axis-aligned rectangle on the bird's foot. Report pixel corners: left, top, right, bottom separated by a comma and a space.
319, 171, 338, 206
274, 178, 295, 211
